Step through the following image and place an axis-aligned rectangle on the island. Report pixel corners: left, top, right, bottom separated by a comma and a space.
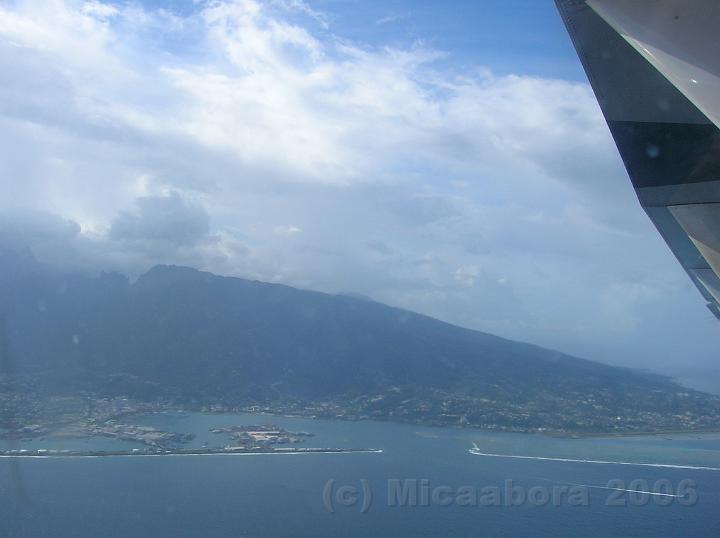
0, 397, 380, 457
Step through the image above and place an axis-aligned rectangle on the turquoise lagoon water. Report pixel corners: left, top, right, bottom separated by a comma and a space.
1, 413, 719, 537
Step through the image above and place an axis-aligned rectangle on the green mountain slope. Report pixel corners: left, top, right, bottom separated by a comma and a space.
2, 247, 719, 432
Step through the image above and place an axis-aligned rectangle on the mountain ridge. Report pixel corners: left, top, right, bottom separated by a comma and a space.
1, 250, 719, 432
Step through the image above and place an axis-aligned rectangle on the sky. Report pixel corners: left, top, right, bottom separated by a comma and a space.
0, 0, 718, 391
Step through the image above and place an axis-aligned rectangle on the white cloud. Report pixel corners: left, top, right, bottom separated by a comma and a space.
81, 1, 119, 20
376, 14, 410, 26
454, 265, 482, 286
275, 225, 303, 234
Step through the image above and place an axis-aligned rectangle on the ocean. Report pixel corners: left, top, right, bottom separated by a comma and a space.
1, 413, 719, 537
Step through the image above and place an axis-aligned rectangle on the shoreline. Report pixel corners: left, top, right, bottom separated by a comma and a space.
545, 428, 720, 439
187, 409, 720, 439
7, 407, 720, 447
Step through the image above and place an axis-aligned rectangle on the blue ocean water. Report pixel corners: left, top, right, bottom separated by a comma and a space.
1, 413, 719, 537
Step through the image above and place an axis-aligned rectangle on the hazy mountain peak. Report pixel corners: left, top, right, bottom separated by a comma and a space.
134, 264, 213, 289
2, 258, 718, 432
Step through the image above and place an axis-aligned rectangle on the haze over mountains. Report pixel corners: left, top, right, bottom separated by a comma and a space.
2, 242, 719, 432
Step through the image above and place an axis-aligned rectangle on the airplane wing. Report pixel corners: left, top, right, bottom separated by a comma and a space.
555, 0, 720, 319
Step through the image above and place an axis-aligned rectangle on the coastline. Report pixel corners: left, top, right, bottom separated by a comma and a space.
189, 409, 720, 439
8, 406, 720, 450
545, 428, 720, 439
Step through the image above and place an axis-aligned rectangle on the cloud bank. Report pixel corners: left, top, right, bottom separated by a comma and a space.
0, 0, 717, 385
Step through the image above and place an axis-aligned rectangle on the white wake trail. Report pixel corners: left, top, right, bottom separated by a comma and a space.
574, 484, 682, 497
468, 449, 720, 471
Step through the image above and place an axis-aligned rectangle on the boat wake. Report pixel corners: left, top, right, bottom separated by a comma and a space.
468, 446, 720, 472
573, 483, 682, 497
